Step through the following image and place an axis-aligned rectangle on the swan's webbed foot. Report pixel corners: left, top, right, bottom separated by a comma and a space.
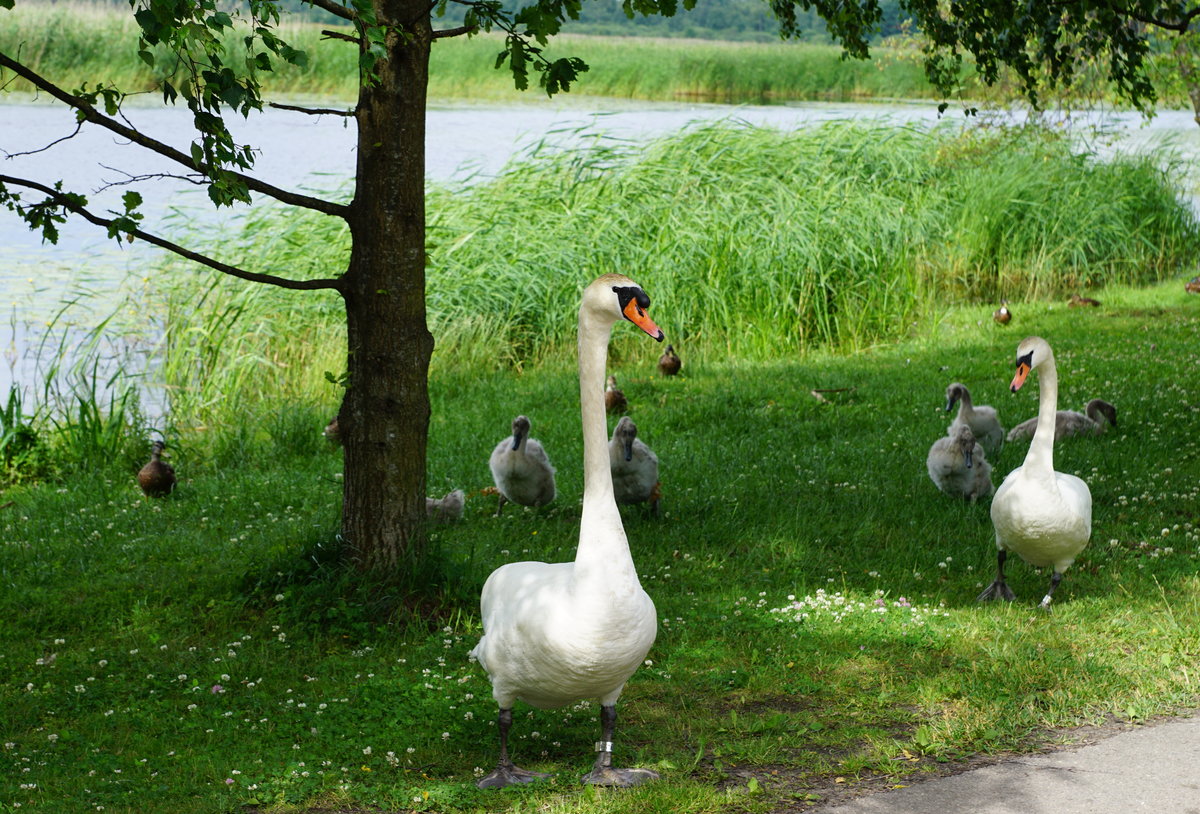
976, 579, 1016, 603
581, 766, 658, 787
476, 763, 551, 789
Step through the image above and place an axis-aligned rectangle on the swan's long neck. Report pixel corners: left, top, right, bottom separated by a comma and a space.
1024, 352, 1059, 477
575, 307, 636, 583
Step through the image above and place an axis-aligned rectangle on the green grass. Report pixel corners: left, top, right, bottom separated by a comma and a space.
2, 279, 1199, 813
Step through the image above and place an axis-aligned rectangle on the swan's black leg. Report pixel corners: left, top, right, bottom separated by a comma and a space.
1037, 571, 1064, 611
494, 493, 508, 517
581, 704, 658, 787
977, 549, 1017, 602
477, 707, 550, 789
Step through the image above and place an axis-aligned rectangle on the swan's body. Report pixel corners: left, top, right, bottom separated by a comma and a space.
488, 415, 556, 515
609, 416, 661, 514
945, 382, 1004, 459
426, 489, 464, 522
657, 344, 681, 376
1006, 399, 1117, 442
472, 274, 664, 789
926, 424, 993, 501
138, 441, 176, 497
604, 374, 627, 414
982, 337, 1092, 610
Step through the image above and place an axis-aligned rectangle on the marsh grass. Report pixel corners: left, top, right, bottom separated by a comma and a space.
156, 121, 1196, 401
1, 279, 1198, 813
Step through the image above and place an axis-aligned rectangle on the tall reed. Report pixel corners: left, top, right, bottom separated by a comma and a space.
130, 122, 1197, 450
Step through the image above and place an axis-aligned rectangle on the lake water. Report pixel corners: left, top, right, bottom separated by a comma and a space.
2, 97, 1198, 403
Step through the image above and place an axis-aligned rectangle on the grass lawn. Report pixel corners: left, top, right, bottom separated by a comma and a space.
1, 280, 1198, 813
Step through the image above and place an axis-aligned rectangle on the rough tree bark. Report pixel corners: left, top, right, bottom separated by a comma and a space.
340, 0, 435, 573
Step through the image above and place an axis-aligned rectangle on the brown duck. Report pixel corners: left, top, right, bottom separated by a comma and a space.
138, 440, 176, 497
604, 374, 627, 414
1068, 294, 1101, 308
657, 344, 681, 376
992, 300, 1012, 325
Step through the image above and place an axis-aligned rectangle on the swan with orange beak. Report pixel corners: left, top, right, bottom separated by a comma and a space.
982, 337, 1092, 610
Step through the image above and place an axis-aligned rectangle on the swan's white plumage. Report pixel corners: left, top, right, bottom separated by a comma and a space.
609, 416, 660, 511
985, 337, 1092, 607
945, 382, 1004, 459
488, 415, 556, 510
471, 274, 662, 787
927, 423, 994, 501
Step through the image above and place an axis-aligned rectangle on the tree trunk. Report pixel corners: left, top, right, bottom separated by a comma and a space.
339, 1, 435, 574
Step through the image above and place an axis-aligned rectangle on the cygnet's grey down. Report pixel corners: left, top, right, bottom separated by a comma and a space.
488, 415, 556, 515
927, 423, 994, 501
1006, 398, 1117, 442
608, 416, 660, 514
945, 382, 1004, 459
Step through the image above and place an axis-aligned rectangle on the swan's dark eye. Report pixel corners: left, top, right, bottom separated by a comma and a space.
1016, 350, 1034, 369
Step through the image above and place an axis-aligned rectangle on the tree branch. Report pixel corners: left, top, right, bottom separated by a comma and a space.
432, 25, 478, 40
320, 28, 363, 45
95, 165, 209, 191
2, 121, 85, 160
305, 0, 357, 23
0, 50, 351, 219
1119, 1, 1200, 32
0, 174, 344, 293
268, 101, 356, 117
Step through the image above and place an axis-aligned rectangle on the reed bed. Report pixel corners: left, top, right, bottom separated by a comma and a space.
4, 121, 1197, 476
165, 121, 1196, 369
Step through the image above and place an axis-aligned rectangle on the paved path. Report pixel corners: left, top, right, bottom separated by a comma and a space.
820, 717, 1200, 813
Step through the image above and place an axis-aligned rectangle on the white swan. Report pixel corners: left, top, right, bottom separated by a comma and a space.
609, 416, 661, 514
472, 274, 664, 789
1005, 398, 1117, 442
926, 423, 993, 501
488, 415, 556, 516
982, 337, 1092, 610
945, 382, 1004, 459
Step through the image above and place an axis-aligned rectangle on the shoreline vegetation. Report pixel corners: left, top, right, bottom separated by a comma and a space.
2, 3, 1195, 108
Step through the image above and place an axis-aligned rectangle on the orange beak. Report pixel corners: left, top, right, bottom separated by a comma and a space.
1010, 362, 1031, 393
623, 298, 664, 342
